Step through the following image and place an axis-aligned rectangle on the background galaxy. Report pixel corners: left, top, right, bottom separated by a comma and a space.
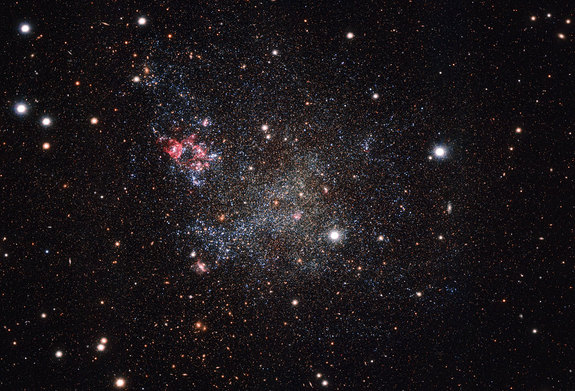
1, 1, 574, 389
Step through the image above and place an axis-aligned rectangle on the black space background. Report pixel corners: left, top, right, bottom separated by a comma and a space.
1, 0, 574, 390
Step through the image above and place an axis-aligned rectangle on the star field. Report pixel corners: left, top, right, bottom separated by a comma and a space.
1, 1, 574, 389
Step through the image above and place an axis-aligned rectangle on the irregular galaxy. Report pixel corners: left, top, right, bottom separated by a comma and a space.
2, 1, 574, 390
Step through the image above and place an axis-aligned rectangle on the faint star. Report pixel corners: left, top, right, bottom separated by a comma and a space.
41, 116, 52, 126
115, 378, 126, 388
346, 32, 354, 39
55, 350, 63, 358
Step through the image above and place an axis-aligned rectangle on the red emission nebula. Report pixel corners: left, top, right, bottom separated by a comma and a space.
158, 135, 213, 171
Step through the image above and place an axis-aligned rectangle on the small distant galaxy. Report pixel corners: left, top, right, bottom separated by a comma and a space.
2, 1, 573, 389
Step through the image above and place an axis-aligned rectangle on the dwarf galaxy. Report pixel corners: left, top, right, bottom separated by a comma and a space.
2, 1, 574, 389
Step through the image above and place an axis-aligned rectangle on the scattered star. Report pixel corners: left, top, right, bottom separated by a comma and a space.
14, 103, 28, 115
41, 116, 52, 126
329, 230, 341, 241
433, 146, 447, 158
19, 23, 31, 34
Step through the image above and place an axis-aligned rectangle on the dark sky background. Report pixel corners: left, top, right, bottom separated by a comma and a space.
1, 0, 574, 389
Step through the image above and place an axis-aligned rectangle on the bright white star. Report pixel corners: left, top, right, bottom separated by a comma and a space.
329, 230, 341, 241
15, 103, 28, 115
19, 23, 31, 34
433, 146, 446, 158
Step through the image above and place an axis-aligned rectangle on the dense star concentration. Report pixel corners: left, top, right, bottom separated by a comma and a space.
1, 1, 574, 389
